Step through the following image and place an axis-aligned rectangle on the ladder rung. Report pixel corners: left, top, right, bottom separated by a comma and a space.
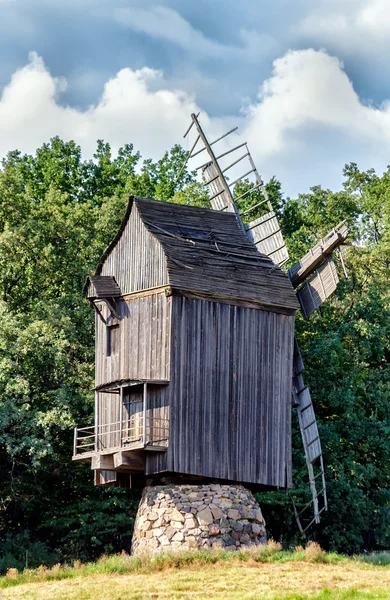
301, 505, 327, 535
239, 197, 267, 215
204, 174, 220, 185
209, 189, 226, 201
228, 168, 256, 187
306, 435, 320, 447
303, 419, 316, 430
297, 386, 309, 396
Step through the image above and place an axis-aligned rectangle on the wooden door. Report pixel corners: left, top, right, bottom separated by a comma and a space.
122, 386, 144, 445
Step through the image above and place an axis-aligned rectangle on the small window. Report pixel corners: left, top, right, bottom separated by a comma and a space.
107, 324, 120, 357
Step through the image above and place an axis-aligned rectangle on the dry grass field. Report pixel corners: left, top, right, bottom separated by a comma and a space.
1, 544, 390, 600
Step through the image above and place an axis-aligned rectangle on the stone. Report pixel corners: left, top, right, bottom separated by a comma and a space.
227, 509, 240, 520
184, 517, 198, 529
252, 523, 262, 535
210, 506, 223, 520
152, 517, 164, 528
254, 508, 264, 523
170, 509, 185, 523
242, 506, 255, 519
165, 527, 176, 540
147, 511, 159, 521
197, 507, 213, 525
159, 535, 170, 546
152, 528, 164, 538
209, 524, 220, 536
131, 484, 266, 555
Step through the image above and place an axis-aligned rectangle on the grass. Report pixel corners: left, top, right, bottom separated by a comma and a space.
0, 542, 389, 599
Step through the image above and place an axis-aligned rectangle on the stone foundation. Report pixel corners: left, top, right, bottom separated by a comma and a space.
132, 483, 266, 554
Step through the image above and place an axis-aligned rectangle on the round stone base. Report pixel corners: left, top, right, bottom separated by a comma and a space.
132, 483, 266, 554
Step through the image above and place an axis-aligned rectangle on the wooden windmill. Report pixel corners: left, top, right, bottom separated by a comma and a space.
72, 114, 348, 539
177, 114, 349, 533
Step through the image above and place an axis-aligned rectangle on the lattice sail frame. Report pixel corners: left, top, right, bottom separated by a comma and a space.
179, 113, 289, 267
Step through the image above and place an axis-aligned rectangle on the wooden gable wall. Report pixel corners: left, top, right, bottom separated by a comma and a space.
99, 203, 169, 295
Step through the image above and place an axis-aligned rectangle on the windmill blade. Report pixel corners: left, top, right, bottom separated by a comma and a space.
291, 339, 328, 534
297, 256, 339, 319
289, 223, 349, 288
203, 162, 236, 213
245, 211, 289, 267
181, 113, 289, 267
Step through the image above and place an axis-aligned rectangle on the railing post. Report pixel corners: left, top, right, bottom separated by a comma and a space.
95, 391, 98, 452
73, 426, 77, 457
143, 383, 147, 446
119, 387, 123, 448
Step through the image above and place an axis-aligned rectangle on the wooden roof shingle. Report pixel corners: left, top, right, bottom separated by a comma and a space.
93, 196, 299, 312
144, 198, 299, 310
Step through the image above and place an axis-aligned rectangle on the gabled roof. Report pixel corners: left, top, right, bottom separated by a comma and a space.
93, 196, 300, 312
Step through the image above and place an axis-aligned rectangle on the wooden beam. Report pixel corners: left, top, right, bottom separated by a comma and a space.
113, 451, 145, 471
91, 454, 115, 470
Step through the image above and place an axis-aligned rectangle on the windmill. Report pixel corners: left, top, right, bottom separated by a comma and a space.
176, 113, 349, 534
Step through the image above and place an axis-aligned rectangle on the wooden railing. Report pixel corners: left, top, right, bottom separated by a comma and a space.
73, 416, 169, 457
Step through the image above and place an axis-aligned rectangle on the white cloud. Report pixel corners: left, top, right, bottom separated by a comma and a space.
0, 52, 200, 160
244, 49, 390, 157
299, 0, 390, 54
114, 5, 279, 60
1, 49, 390, 196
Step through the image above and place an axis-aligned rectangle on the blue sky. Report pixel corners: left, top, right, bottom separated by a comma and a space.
1, 0, 390, 197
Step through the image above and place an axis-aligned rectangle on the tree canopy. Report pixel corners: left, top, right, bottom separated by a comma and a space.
0, 138, 388, 569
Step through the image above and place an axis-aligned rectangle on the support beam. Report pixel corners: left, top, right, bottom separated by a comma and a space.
113, 451, 145, 472
92, 454, 115, 470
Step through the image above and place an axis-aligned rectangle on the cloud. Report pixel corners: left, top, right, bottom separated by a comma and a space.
0, 52, 200, 160
1, 49, 390, 197
299, 0, 390, 53
114, 5, 280, 61
244, 49, 390, 156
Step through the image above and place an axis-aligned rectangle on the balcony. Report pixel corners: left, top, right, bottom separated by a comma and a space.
73, 414, 169, 460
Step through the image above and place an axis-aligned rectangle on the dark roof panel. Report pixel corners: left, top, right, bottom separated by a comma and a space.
133, 197, 299, 311
85, 275, 122, 299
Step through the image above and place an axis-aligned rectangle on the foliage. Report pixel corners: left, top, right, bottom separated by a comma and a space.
0, 136, 389, 565
259, 165, 390, 554
0, 138, 190, 568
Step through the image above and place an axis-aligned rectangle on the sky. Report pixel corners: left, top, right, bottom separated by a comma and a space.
1, 0, 390, 197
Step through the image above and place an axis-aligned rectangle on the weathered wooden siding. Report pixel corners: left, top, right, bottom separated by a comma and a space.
95, 292, 171, 388
97, 391, 120, 451
164, 296, 294, 487
100, 204, 169, 295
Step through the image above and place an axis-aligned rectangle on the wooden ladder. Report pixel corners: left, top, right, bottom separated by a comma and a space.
291, 339, 328, 535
